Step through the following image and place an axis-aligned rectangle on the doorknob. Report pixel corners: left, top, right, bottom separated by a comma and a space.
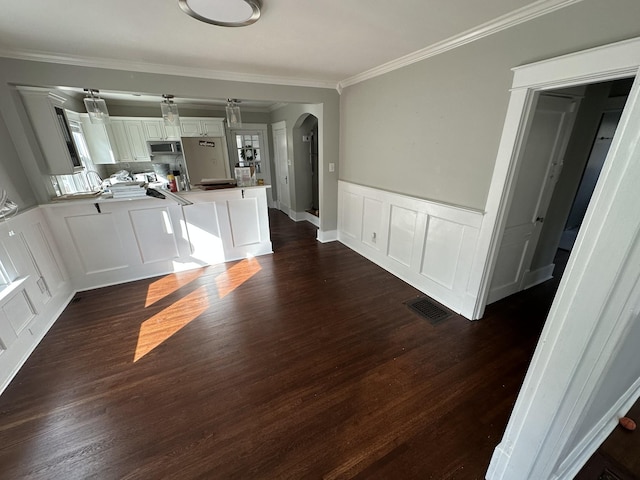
536, 216, 544, 223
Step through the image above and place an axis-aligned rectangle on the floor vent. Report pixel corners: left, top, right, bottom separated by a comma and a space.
405, 297, 453, 325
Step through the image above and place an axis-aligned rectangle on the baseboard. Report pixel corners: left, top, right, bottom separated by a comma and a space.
523, 263, 555, 290
317, 229, 338, 243
291, 210, 320, 227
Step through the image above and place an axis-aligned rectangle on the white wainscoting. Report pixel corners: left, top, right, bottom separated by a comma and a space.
338, 181, 484, 318
0, 207, 73, 395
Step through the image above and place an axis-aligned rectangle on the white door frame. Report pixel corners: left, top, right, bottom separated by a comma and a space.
481, 38, 640, 479
470, 38, 640, 319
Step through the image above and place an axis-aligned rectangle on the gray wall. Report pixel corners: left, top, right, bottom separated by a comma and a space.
0, 58, 339, 230
339, 0, 640, 211
0, 112, 36, 208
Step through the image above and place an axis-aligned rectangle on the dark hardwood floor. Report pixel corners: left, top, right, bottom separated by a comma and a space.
0, 210, 559, 479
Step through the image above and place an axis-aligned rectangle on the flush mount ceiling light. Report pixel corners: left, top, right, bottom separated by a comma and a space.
178, 0, 261, 27
161, 94, 180, 126
83, 89, 110, 124
226, 99, 242, 128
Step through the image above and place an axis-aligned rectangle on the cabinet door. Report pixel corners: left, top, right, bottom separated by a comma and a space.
110, 120, 134, 162
180, 119, 202, 137
81, 117, 117, 164
124, 121, 151, 162
164, 124, 182, 140
141, 119, 166, 141
201, 119, 224, 137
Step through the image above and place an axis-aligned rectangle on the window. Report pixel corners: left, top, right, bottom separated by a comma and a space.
235, 133, 262, 173
50, 118, 98, 195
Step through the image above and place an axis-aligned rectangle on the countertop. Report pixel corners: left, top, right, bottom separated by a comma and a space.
41, 184, 272, 208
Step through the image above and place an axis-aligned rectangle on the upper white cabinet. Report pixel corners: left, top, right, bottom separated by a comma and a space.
80, 115, 226, 165
180, 117, 225, 137
141, 119, 181, 141
18, 88, 83, 174
80, 116, 118, 164
109, 119, 151, 162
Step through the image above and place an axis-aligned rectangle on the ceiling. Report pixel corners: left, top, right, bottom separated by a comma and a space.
0, 0, 571, 91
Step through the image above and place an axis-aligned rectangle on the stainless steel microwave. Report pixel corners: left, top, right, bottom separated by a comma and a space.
148, 140, 182, 155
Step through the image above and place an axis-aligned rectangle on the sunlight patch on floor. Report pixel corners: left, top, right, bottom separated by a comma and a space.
134, 285, 210, 362
145, 269, 205, 307
215, 257, 261, 299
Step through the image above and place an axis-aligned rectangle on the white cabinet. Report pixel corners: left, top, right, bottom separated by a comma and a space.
124, 121, 151, 162
141, 119, 181, 141
180, 119, 202, 137
180, 117, 225, 137
141, 119, 165, 141
110, 119, 151, 162
18, 88, 83, 174
80, 116, 118, 164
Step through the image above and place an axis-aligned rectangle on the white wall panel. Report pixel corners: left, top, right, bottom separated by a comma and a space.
341, 191, 363, 240
338, 181, 484, 318
362, 198, 383, 250
422, 217, 464, 289
388, 206, 417, 267
4, 289, 35, 336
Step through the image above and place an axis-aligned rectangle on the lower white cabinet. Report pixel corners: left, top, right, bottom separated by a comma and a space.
41, 186, 272, 291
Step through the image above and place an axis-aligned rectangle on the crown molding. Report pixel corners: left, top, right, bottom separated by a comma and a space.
0, 48, 338, 91
338, 0, 585, 90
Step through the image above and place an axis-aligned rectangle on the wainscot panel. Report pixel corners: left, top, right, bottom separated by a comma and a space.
338, 181, 484, 318
0, 207, 73, 395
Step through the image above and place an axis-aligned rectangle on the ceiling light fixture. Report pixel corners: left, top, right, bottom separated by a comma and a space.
178, 0, 261, 27
83, 89, 110, 124
226, 99, 242, 128
161, 94, 180, 126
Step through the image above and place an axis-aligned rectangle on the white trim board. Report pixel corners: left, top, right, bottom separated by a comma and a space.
338, 0, 584, 90
484, 37, 640, 480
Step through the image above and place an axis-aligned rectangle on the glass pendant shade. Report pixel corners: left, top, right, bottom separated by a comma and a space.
226, 100, 242, 128
161, 96, 180, 126
83, 90, 110, 124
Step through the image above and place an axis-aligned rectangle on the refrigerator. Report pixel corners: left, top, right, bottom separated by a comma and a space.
181, 136, 231, 184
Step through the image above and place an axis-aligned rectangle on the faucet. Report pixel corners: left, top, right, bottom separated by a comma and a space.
85, 170, 104, 191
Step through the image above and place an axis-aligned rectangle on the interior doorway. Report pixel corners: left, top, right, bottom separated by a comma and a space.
488, 78, 633, 305
293, 114, 319, 225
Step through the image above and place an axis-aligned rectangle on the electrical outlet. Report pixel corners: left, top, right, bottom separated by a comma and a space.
329, 163, 335, 172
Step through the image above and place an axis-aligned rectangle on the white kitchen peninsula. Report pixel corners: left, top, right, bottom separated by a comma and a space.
40, 186, 272, 291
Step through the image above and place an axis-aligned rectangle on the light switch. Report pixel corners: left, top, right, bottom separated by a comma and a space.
329, 163, 335, 172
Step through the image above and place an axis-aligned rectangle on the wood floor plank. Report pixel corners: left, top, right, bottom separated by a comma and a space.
0, 210, 554, 479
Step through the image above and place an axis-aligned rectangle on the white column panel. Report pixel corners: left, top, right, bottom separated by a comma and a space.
129, 207, 180, 264
66, 213, 129, 274
227, 198, 261, 247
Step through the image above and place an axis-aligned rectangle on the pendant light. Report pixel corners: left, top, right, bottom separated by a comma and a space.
161, 94, 180, 126
226, 99, 242, 128
83, 89, 110, 124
